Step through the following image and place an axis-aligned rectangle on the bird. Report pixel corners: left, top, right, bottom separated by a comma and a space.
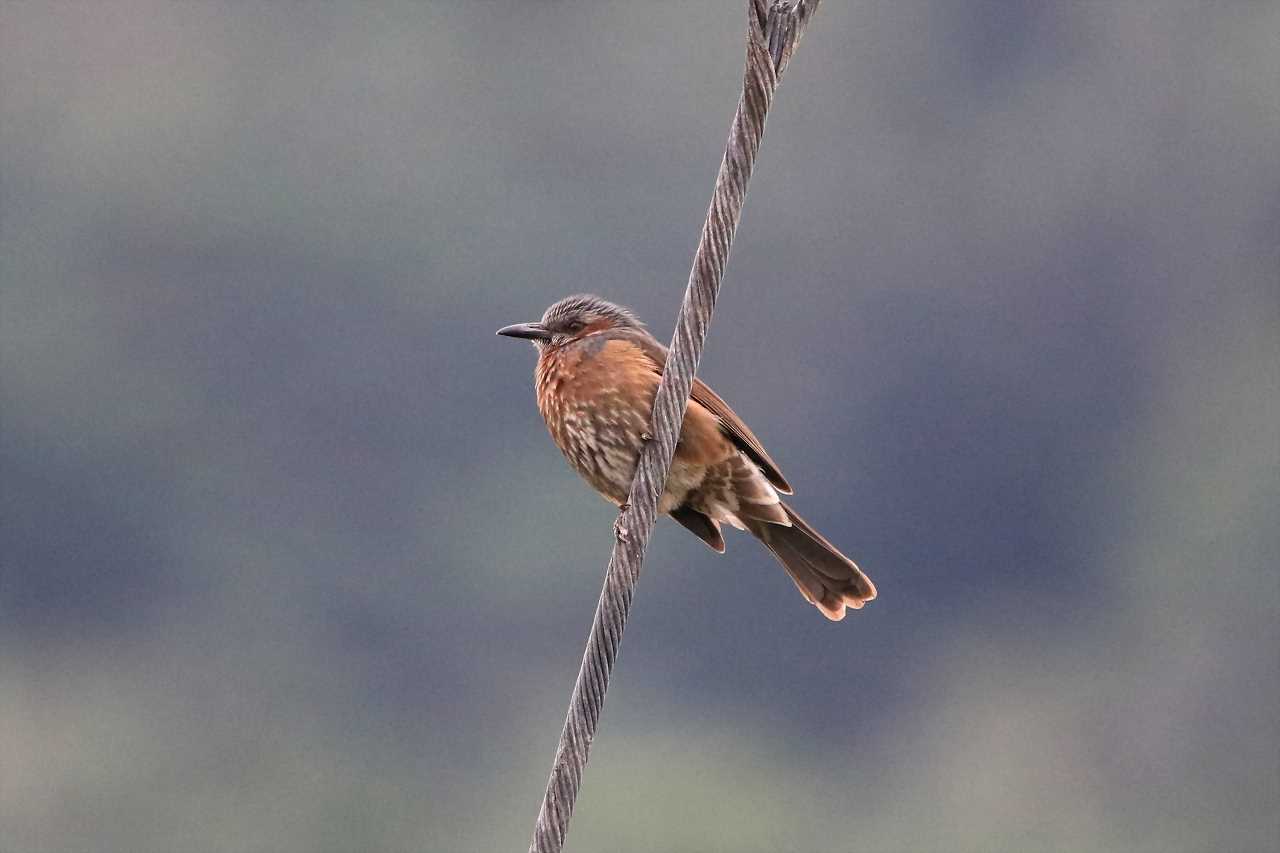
497, 294, 876, 620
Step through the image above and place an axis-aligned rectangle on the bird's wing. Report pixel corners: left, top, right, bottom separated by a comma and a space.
617, 329, 794, 495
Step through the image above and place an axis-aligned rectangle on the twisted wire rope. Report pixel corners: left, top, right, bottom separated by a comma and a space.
528, 3, 823, 850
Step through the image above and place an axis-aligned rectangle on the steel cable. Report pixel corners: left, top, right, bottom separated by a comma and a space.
527, 3, 823, 850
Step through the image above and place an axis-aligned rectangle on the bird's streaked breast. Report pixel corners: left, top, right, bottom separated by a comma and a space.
535, 337, 655, 504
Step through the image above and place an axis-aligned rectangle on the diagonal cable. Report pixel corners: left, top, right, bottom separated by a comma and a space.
527, 3, 824, 851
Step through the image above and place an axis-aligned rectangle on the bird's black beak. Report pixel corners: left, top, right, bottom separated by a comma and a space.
496, 322, 552, 341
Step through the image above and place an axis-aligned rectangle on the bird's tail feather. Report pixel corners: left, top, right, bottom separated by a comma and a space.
749, 504, 876, 621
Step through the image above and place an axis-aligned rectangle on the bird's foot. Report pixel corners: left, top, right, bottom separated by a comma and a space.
614, 503, 630, 540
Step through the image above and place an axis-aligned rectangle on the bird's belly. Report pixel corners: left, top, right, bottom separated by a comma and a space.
548, 402, 705, 511
550, 400, 649, 504
658, 460, 704, 514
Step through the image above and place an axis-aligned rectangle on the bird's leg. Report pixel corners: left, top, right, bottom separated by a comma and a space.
614, 432, 654, 539
613, 504, 629, 540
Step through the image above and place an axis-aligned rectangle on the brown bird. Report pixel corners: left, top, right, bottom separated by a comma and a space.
497, 294, 876, 620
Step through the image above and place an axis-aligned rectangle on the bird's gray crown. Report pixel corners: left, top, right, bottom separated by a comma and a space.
541, 294, 643, 332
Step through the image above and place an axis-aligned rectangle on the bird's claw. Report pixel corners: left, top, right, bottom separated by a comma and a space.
614, 503, 630, 539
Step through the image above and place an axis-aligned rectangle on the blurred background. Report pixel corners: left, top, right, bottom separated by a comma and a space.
2, 2, 1277, 851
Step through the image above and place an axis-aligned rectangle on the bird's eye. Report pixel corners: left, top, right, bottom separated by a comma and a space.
564, 319, 585, 333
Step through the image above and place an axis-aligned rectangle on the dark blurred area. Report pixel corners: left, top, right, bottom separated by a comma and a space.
2, 3, 1277, 851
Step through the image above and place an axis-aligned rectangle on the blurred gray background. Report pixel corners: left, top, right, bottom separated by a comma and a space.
2, 2, 1277, 851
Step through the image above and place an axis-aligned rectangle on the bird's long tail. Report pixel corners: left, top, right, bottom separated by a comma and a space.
748, 504, 876, 621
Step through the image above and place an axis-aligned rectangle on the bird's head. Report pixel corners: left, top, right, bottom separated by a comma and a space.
497, 294, 643, 350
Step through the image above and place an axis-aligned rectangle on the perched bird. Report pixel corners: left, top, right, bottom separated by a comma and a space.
497, 294, 876, 620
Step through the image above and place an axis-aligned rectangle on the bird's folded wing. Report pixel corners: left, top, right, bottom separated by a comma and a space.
618, 328, 794, 495
689, 377, 793, 494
